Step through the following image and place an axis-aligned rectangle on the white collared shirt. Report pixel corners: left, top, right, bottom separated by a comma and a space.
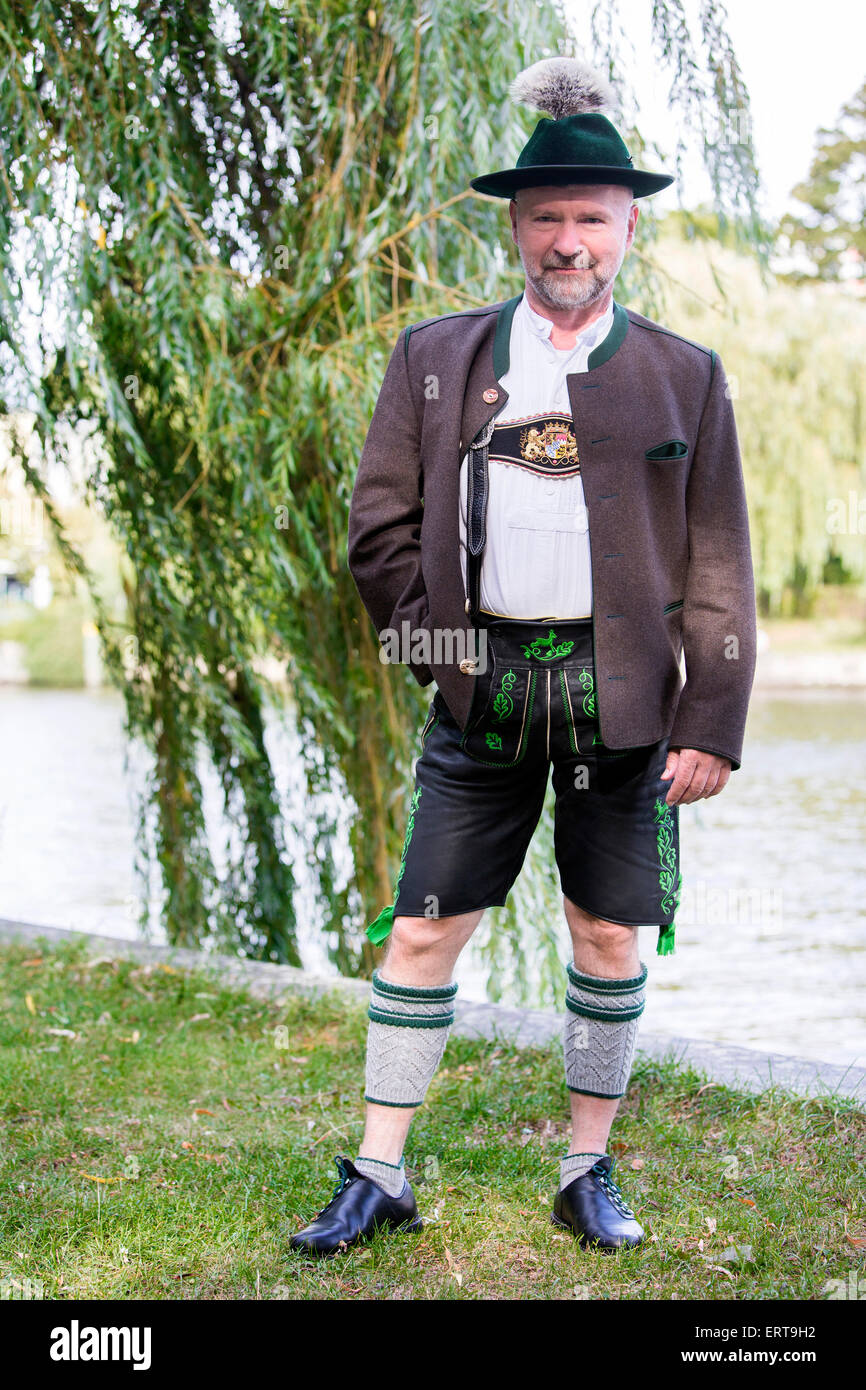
459, 292, 614, 619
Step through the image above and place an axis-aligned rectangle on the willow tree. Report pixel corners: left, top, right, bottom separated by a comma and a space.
0, 1, 764, 998
778, 80, 866, 285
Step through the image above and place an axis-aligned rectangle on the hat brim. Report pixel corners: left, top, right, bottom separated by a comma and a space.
469, 164, 674, 199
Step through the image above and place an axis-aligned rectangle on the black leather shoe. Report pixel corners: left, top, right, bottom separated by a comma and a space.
551, 1155, 644, 1251
289, 1156, 423, 1257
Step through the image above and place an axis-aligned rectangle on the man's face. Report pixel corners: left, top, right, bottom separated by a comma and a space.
509, 184, 638, 312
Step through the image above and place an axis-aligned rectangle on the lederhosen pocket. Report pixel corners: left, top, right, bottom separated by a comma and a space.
557, 662, 594, 755
460, 643, 538, 767
557, 660, 632, 759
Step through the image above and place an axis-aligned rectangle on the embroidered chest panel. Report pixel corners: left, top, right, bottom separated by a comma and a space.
489, 412, 580, 479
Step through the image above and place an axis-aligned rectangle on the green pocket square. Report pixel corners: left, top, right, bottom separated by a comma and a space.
645, 439, 690, 461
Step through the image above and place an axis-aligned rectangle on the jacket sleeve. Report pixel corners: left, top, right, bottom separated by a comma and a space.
667, 351, 757, 770
347, 327, 433, 686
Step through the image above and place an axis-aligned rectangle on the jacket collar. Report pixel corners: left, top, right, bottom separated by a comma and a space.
493, 291, 629, 378
460, 291, 629, 455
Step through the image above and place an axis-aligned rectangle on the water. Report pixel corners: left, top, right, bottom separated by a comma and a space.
1, 685, 864, 1068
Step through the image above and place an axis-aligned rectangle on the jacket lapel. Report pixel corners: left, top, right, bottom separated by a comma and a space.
458, 294, 520, 454
458, 291, 628, 455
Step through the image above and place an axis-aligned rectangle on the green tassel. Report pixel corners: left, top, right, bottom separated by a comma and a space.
365, 903, 395, 946
657, 922, 676, 957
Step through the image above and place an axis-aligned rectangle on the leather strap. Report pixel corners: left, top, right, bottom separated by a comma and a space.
466, 416, 496, 622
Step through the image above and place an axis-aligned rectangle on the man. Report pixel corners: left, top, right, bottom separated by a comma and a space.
290, 57, 756, 1257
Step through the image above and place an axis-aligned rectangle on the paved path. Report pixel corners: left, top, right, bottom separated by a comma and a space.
1, 917, 863, 1105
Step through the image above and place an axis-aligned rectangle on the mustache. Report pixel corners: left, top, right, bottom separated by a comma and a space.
544, 257, 596, 269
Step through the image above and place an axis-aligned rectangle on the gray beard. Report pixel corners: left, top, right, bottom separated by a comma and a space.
524, 262, 612, 311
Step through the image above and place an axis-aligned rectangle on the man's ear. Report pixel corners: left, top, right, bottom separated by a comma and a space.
625, 200, 639, 249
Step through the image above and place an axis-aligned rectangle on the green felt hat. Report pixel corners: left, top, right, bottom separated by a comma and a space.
471, 57, 674, 201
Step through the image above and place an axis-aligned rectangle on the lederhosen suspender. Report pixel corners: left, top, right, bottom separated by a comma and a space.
465, 417, 496, 623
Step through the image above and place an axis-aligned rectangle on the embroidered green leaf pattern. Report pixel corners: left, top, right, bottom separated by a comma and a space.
366, 786, 422, 944
519, 629, 575, 661
577, 667, 596, 719
653, 796, 681, 916
485, 731, 503, 751
492, 669, 516, 722
393, 787, 422, 901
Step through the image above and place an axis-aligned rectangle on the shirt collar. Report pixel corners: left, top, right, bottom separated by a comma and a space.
518, 291, 615, 352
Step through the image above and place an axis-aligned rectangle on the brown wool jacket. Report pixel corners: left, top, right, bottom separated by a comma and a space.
347, 293, 757, 770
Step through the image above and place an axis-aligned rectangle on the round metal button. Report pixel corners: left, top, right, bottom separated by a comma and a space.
482, 388, 499, 404
459, 658, 478, 674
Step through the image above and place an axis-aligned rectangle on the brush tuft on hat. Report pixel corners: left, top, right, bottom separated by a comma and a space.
509, 57, 615, 121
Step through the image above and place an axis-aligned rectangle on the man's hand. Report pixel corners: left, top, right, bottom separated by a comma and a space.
661, 748, 731, 806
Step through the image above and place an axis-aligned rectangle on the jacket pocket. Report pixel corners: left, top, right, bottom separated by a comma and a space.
645, 439, 690, 461
460, 659, 537, 767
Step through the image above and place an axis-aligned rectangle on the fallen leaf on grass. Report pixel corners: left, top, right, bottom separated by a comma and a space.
630, 1158, 645, 1170
719, 1244, 755, 1265
705, 1263, 735, 1280
194, 1108, 216, 1116
222, 1098, 232, 1111
24, 995, 36, 1015
22, 958, 43, 968
444, 1247, 463, 1287
46, 1028, 76, 1039
737, 1197, 756, 1208
188, 1013, 211, 1024
119, 1031, 140, 1044
181, 1141, 194, 1150
705, 1217, 717, 1234
845, 1227, 866, 1250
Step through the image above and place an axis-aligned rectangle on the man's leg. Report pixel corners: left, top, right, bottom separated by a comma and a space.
289, 907, 486, 1253
562, 896, 643, 1167
551, 895, 647, 1249
354, 909, 483, 1189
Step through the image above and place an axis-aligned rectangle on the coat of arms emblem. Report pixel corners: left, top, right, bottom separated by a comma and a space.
520, 421, 579, 468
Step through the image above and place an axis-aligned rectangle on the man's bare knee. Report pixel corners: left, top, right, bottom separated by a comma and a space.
563, 897, 637, 958
384, 910, 482, 974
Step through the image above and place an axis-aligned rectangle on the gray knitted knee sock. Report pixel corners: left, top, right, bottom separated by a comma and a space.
364, 969, 457, 1107
563, 960, 647, 1099
354, 1155, 407, 1197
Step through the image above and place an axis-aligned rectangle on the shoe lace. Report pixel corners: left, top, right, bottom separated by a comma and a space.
314, 1156, 354, 1218
591, 1161, 634, 1218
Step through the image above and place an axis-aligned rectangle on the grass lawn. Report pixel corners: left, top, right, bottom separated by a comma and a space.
1, 937, 863, 1301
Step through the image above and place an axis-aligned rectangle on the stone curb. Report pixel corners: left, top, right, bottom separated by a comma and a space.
1, 918, 863, 1105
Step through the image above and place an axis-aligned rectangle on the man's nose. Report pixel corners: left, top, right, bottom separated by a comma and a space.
552, 228, 588, 258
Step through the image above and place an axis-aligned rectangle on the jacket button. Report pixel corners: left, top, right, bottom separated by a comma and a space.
482, 388, 499, 403
459, 658, 477, 674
